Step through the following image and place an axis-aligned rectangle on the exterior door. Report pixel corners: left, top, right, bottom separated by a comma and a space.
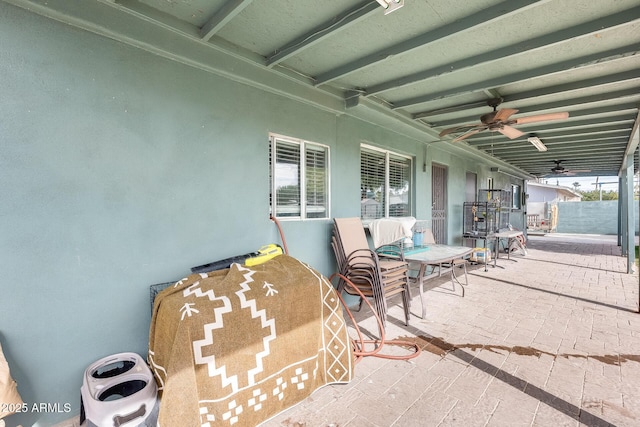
431, 164, 447, 244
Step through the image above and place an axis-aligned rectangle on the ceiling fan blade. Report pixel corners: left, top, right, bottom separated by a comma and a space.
452, 127, 485, 142
439, 123, 479, 137
514, 112, 569, 125
498, 125, 524, 139
493, 108, 518, 122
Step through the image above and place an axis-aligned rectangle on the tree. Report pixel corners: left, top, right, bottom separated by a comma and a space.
579, 189, 618, 201
572, 181, 581, 191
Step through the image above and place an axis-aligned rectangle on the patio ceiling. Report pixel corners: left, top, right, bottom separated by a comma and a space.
8, 0, 640, 179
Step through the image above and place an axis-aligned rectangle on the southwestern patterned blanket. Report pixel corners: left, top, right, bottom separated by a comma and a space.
149, 255, 354, 426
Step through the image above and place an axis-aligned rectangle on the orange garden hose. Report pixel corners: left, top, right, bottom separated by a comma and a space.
329, 273, 421, 362
269, 215, 289, 255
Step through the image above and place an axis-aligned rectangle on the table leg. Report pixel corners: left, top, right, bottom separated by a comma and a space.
491, 237, 506, 269
417, 263, 427, 319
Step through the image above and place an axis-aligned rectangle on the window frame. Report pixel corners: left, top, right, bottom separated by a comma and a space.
511, 184, 522, 210
360, 143, 413, 220
269, 133, 330, 220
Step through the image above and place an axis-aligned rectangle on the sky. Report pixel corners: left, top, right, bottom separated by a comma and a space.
539, 175, 620, 192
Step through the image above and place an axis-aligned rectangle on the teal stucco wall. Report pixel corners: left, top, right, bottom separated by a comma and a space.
557, 201, 640, 235
0, 2, 524, 425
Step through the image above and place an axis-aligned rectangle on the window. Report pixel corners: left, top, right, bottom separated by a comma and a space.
511, 184, 522, 209
360, 144, 412, 219
269, 134, 329, 219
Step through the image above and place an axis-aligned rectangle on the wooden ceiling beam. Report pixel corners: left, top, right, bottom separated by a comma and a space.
200, 0, 254, 41
266, 1, 378, 67
367, 6, 640, 97
313, 0, 544, 86
393, 45, 640, 109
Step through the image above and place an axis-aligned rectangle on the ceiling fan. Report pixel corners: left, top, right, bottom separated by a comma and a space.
438, 98, 569, 145
549, 160, 591, 176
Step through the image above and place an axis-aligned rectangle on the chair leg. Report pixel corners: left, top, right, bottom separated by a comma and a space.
373, 293, 388, 330
402, 286, 410, 326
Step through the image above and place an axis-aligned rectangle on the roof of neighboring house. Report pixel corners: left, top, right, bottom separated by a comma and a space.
527, 181, 582, 200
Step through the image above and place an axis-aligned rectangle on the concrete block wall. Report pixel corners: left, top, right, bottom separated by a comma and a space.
556, 201, 639, 235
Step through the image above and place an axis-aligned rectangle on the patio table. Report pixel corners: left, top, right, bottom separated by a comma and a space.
403, 244, 473, 319
494, 230, 526, 262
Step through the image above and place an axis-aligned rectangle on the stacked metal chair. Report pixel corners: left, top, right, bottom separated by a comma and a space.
331, 217, 411, 328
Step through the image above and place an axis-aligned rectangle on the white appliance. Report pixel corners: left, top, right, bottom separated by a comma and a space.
80, 352, 158, 427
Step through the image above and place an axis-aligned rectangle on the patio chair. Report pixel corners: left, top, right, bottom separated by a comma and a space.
331, 217, 411, 327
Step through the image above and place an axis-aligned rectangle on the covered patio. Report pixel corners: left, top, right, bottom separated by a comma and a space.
2, 1, 639, 425
264, 234, 640, 427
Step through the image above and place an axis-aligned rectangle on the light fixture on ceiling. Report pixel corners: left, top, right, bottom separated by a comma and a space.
490, 167, 526, 180
527, 134, 547, 152
375, 0, 404, 14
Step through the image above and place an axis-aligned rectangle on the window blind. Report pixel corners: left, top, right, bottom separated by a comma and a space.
274, 140, 301, 217
305, 144, 328, 218
360, 146, 412, 219
389, 154, 411, 217
360, 148, 386, 219
270, 135, 329, 219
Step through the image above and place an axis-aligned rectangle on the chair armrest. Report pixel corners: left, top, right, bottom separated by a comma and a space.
375, 244, 405, 261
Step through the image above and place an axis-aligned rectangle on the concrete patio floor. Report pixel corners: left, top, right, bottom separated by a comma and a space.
264, 234, 640, 427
